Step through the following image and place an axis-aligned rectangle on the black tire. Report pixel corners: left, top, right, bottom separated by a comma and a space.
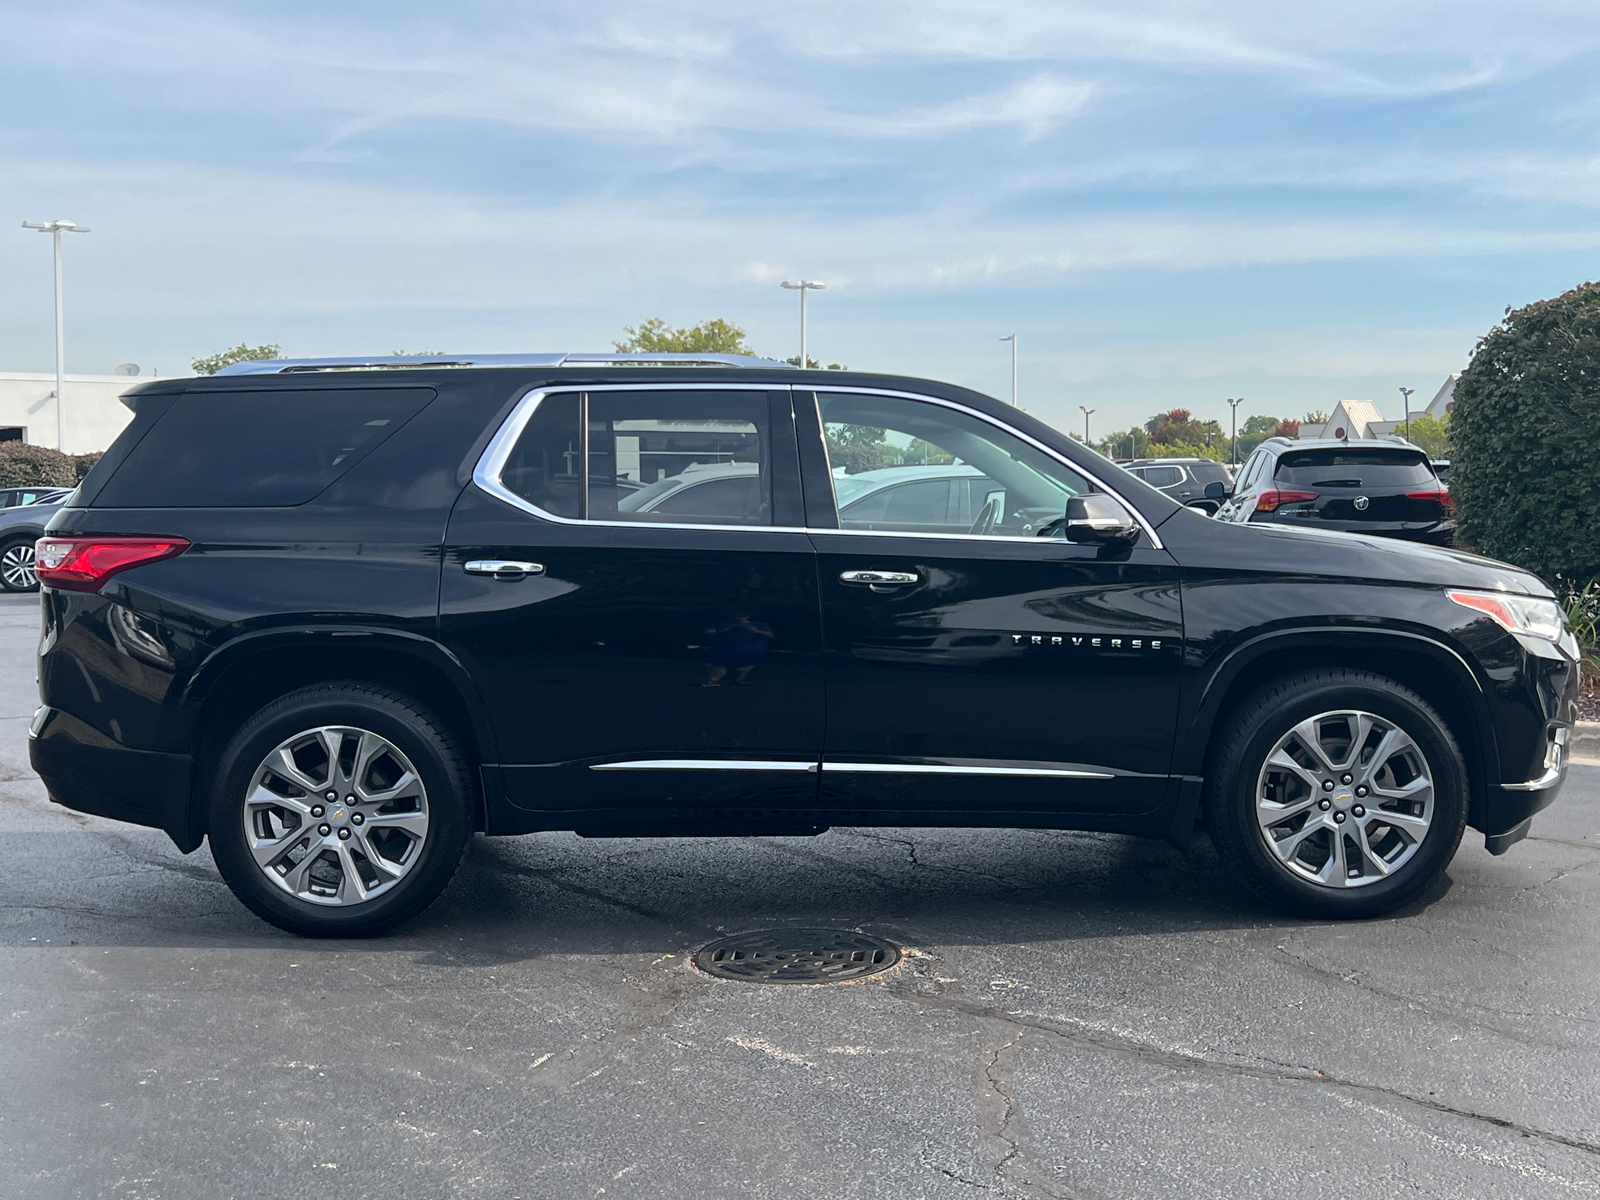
0, 535, 38, 592
1207, 669, 1468, 918
207, 683, 472, 937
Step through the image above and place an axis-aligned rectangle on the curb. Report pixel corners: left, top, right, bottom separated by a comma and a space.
1572, 720, 1600, 767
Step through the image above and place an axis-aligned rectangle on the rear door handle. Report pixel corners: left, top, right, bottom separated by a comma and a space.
839, 570, 918, 586
464, 559, 545, 579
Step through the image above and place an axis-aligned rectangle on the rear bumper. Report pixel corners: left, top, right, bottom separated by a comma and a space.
29, 706, 199, 852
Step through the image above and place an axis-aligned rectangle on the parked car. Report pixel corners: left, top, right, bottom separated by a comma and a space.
1217, 437, 1454, 544
30, 353, 1575, 937
0, 486, 73, 510
1117, 457, 1233, 515
0, 487, 74, 592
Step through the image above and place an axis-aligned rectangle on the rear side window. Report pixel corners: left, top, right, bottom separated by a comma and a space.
1138, 466, 1183, 488
1274, 449, 1433, 488
498, 389, 773, 526
95, 388, 435, 508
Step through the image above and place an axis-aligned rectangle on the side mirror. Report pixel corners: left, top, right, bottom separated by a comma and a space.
1204, 480, 1228, 500
1063, 494, 1140, 545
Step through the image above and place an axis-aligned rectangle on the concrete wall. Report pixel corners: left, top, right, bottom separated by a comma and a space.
0, 373, 141, 454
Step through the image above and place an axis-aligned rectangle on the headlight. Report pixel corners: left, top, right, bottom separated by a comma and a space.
1447, 589, 1567, 642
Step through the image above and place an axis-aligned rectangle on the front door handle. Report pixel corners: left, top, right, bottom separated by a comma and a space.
839, 570, 918, 586
464, 559, 545, 579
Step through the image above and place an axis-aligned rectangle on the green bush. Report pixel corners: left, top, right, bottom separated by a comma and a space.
1452, 281, 1600, 583
0, 443, 78, 488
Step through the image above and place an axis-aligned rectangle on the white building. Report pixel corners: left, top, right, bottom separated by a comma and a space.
1298, 376, 1458, 441
0, 372, 142, 454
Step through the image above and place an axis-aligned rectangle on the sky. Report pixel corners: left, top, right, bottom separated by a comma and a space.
3, 0, 1599, 439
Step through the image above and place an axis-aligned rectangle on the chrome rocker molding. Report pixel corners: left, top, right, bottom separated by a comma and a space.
591, 759, 819, 773
473, 383, 1164, 548
588, 758, 1118, 779
1502, 764, 1564, 792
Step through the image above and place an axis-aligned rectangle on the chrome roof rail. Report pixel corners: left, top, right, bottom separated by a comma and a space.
211, 352, 799, 377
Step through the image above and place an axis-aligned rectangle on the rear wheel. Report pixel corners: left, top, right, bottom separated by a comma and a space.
1208, 669, 1468, 918
0, 536, 38, 592
208, 683, 472, 937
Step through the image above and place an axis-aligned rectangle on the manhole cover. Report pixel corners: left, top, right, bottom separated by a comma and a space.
693, 928, 902, 984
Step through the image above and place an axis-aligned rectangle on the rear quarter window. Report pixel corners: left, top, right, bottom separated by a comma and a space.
94, 387, 436, 507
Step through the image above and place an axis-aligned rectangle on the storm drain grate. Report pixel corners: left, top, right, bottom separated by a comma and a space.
693, 929, 902, 984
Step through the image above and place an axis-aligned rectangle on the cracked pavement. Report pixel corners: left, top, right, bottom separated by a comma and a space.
0, 594, 1597, 1199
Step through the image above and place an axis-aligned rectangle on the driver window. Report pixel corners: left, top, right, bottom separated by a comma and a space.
818, 392, 1094, 537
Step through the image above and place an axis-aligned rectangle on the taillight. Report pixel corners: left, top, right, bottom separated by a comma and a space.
1405, 483, 1452, 508
34, 537, 189, 593
1255, 489, 1317, 512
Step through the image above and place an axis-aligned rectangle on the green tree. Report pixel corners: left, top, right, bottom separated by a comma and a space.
615, 318, 752, 355
191, 343, 281, 375
1452, 280, 1600, 582
1403, 413, 1451, 459
1304, 409, 1329, 425
1145, 408, 1225, 454
1236, 414, 1299, 459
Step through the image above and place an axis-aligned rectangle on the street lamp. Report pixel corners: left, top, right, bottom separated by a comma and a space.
999, 334, 1017, 406
22, 219, 91, 450
1079, 405, 1095, 446
780, 281, 825, 369
1226, 397, 1245, 465
1399, 386, 1415, 442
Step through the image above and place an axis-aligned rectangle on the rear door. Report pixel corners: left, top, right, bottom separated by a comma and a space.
440, 385, 825, 817
800, 389, 1184, 818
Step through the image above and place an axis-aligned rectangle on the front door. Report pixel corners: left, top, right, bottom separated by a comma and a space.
441, 385, 823, 817
802, 389, 1183, 817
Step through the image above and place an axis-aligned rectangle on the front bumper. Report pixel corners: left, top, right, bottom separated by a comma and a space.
29, 706, 199, 852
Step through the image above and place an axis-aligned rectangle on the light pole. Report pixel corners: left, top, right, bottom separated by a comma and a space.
999, 334, 1017, 406
1079, 405, 1095, 446
1226, 397, 1245, 465
22, 219, 91, 450
1399, 386, 1415, 441
780, 281, 825, 368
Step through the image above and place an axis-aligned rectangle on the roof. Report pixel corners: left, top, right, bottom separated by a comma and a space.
211, 352, 797, 376
1273, 437, 1425, 452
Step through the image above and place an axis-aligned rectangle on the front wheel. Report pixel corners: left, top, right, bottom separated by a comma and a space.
1208, 669, 1468, 918
0, 536, 38, 592
207, 683, 472, 937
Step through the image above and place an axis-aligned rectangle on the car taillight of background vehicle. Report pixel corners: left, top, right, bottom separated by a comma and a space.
1254, 489, 1317, 512
1405, 483, 1453, 509
34, 538, 190, 592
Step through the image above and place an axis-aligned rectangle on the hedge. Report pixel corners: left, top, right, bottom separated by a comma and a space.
0, 443, 102, 489
1452, 281, 1600, 585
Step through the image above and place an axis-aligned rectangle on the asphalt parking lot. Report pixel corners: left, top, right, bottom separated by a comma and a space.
1, 592, 1598, 1200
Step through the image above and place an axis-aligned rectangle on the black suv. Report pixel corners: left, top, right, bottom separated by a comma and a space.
1218, 436, 1454, 544
30, 355, 1575, 936
1118, 457, 1233, 514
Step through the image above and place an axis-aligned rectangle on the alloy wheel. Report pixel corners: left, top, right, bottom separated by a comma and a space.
1255, 709, 1434, 888
1, 543, 36, 590
243, 725, 430, 906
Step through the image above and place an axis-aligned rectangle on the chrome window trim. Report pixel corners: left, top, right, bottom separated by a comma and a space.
590, 759, 819, 772
822, 762, 1115, 779
807, 386, 1164, 550
473, 381, 1163, 548
473, 383, 808, 534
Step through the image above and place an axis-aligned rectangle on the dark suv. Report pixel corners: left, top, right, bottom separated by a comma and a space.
1218, 437, 1454, 544
1118, 457, 1233, 515
30, 354, 1576, 936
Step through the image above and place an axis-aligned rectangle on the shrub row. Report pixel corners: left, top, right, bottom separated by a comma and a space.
0, 442, 103, 489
